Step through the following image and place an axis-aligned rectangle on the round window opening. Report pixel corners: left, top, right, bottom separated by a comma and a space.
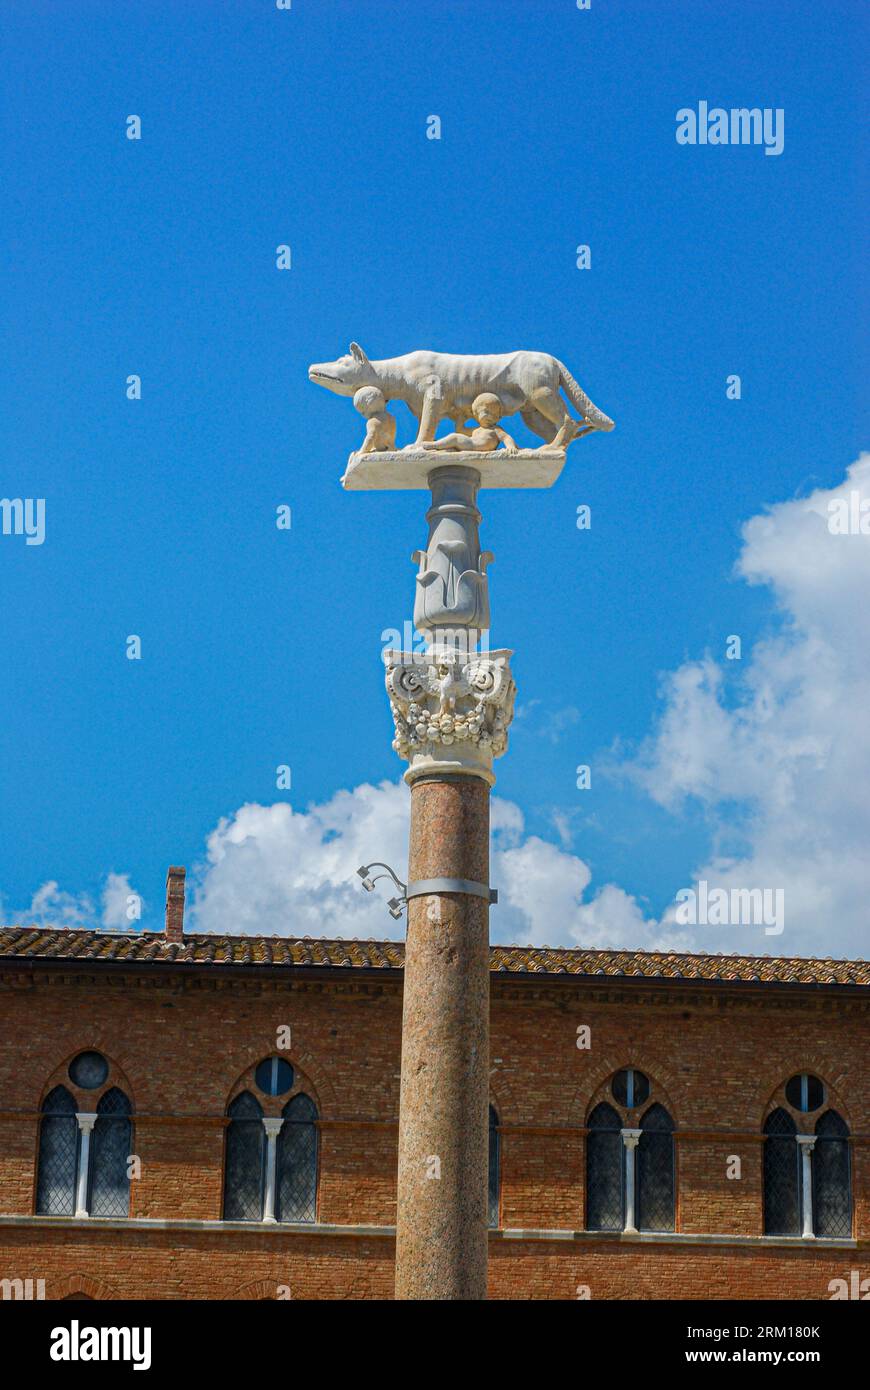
68, 1051, 109, 1090
612, 1068, 650, 1109
785, 1073, 824, 1113
255, 1057, 294, 1097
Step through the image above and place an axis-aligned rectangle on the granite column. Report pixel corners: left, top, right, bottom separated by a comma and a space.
394, 772, 491, 1300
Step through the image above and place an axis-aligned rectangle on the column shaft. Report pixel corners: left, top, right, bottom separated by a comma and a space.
263, 1119, 283, 1224
622, 1130, 641, 1234
799, 1138, 815, 1239
75, 1115, 96, 1219
394, 774, 491, 1300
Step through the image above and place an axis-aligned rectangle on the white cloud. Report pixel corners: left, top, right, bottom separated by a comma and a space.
571, 883, 695, 954
101, 872, 143, 929
28, 881, 96, 928
3, 873, 144, 932
188, 782, 677, 952
10, 782, 665, 950
490, 795, 525, 849
513, 699, 582, 744
627, 454, 870, 959
5, 459, 866, 963
191, 781, 412, 939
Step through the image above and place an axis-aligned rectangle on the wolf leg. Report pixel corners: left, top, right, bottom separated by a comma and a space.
521, 406, 557, 444
527, 387, 582, 448
414, 377, 446, 444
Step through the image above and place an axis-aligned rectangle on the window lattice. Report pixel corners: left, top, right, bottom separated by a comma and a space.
813, 1110, 851, 1239
223, 1091, 265, 1221
637, 1103, 675, 1233
36, 1086, 78, 1216
763, 1107, 800, 1235
89, 1087, 133, 1218
277, 1093, 318, 1223
488, 1106, 500, 1228
586, 1102, 623, 1232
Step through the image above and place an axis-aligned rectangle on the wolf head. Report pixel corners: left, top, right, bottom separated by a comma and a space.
308, 342, 376, 396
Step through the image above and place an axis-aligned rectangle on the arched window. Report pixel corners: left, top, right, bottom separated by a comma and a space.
488, 1105, 500, 1228
36, 1058, 133, 1220
763, 1108, 800, 1235
276, 1094, 318, 1223
763, 1076, 853, 1239
637, 1103, 675, 1233
813, 1110, 851, 1239
223, 1067, 320, 1226
223, 1091, 265, 1221
586, 1102, 623, 1232
586, 1071, 675, 1234
36, 1086, 78, 1216
90, 1088, 133, 1218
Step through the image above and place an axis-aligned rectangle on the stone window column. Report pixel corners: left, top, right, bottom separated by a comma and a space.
262, 1118, 284, 1224
621, 1128, 642, 1234
74, 1114, 97, 1219
797, 1135, 816, 1239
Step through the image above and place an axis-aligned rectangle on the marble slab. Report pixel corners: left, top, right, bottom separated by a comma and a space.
341, 447, 568, 492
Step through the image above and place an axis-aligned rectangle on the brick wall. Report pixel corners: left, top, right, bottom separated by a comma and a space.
0, 1227, 863, 1301
0, 963, 867, 1299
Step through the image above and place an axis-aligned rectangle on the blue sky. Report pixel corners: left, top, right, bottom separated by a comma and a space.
2, 1, 867, 957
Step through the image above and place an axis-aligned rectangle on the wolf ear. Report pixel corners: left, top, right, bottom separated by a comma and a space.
349, 342, 369, 364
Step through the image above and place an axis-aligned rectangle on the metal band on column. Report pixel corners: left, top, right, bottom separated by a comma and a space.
406, 877, 497, 903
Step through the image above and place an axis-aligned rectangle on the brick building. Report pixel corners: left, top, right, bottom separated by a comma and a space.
0, 871, 867, 1301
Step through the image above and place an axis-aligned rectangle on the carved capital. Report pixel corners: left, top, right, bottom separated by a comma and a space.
384, 647, 516, 785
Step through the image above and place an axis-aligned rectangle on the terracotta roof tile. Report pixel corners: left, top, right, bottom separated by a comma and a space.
0, 926, 866, 988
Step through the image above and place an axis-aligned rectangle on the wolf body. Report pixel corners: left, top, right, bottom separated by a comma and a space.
309, 344, 615, 447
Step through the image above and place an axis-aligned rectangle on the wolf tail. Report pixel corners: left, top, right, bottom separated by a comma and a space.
556, 361, 615, 431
